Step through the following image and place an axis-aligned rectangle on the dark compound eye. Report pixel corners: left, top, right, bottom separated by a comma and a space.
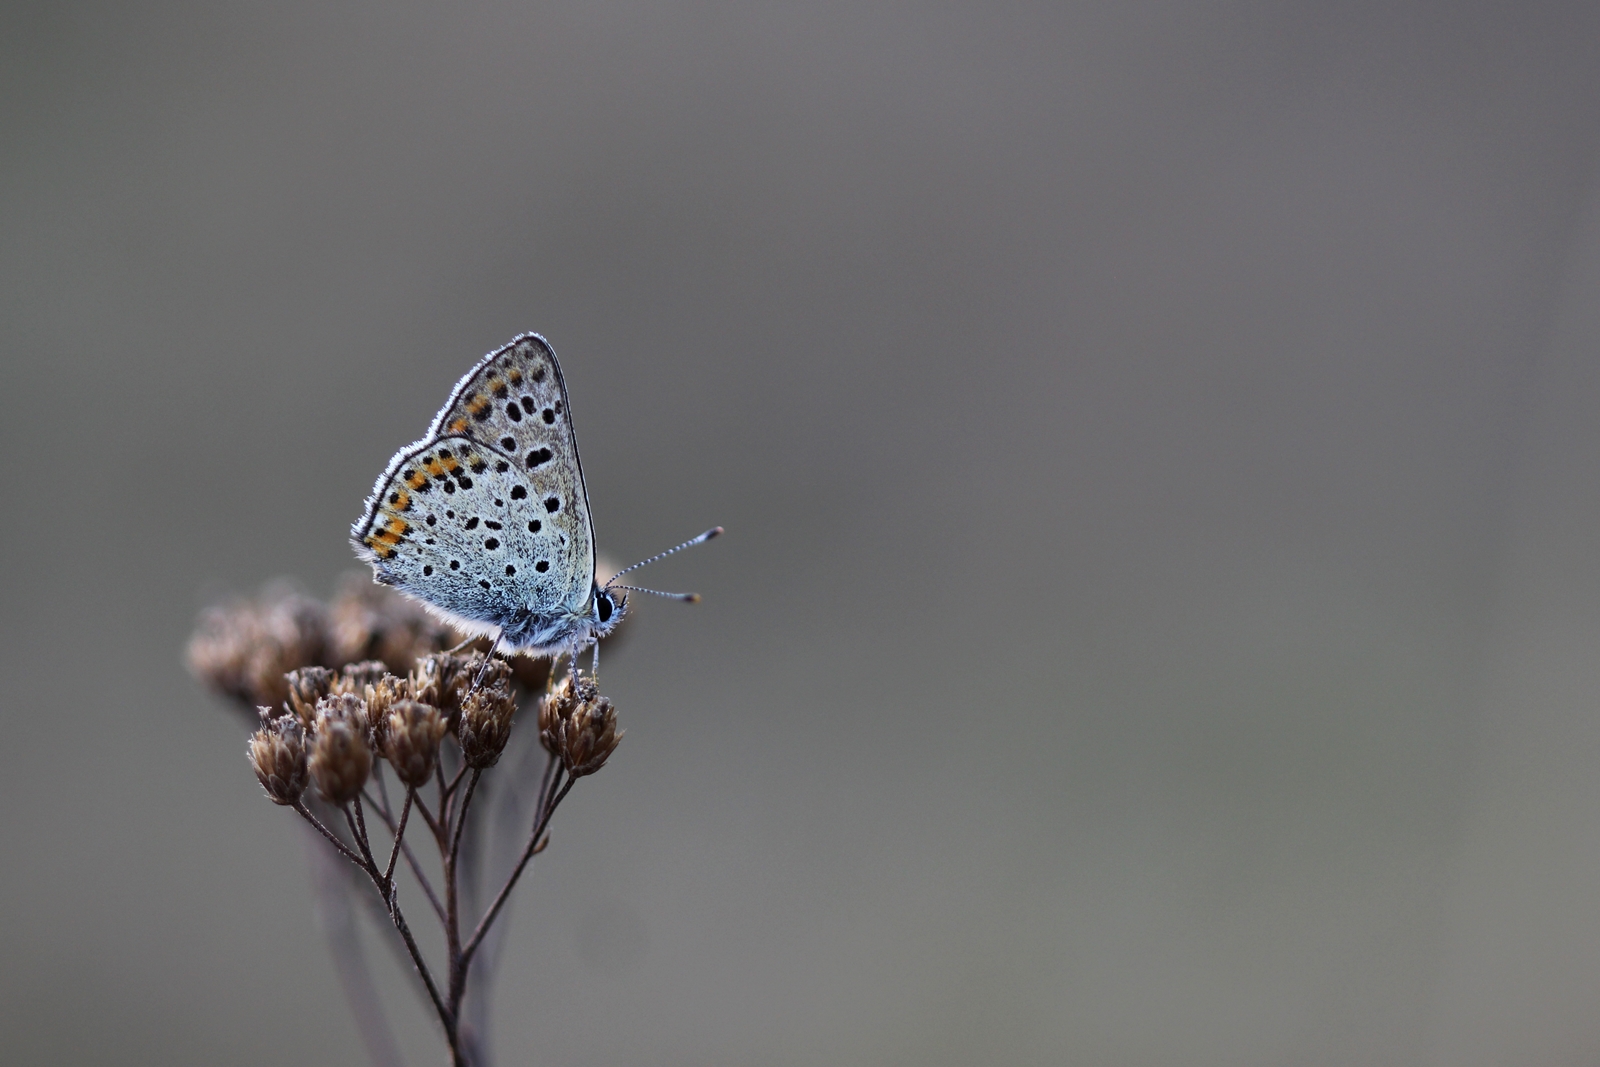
596, 593, 613, 622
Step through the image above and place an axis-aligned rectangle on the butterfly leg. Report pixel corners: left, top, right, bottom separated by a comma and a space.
471, 628, 504, 689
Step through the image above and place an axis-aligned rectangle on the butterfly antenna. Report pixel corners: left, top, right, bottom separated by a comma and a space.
611, 584, 701, 602
604, 527, 722, 588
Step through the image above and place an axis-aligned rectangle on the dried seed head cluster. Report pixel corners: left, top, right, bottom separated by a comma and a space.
207, 581, 631, 819
186, 580, 490, 715
187, 588, 327, 711
539, 674, 623, 777
328, 573, 460, 674
195, 575, 640, 1067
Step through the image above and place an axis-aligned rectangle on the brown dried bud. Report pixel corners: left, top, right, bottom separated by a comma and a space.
408, 653, 445, 709
329, 574, 460, 672
540, 675, 622, 777
186, 586, 329, 710
384, 700, 447, 787
413, 652, 509, 731
412, 653, 466, 728
309, 694, 372, 804
362, 673, 410, 749
248, 710, 309, 805
333, 660, 389, 697
459, 678, 517, 769
537, 680, 567, 755
285, 666, 335, 727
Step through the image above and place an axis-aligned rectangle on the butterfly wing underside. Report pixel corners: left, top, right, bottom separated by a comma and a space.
353, 334, 597, 639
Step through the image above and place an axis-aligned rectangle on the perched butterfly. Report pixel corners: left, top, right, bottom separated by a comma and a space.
352, 333, 718, 672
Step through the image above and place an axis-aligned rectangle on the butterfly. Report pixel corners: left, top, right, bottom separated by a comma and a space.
352, 333, 717, 671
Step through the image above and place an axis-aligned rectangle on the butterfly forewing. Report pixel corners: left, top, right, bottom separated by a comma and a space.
426, 335, 595, 589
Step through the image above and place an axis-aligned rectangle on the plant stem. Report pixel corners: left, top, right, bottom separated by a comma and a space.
293, 801, 367, 868
460, 771, 575, 968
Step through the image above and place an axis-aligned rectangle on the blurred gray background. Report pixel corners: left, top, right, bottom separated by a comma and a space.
5, 1, 1600, 1064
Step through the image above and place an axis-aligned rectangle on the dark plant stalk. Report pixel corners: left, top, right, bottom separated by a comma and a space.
445, 768, 484, 1013
461, 771, 575, 968
364, 786, 449, 924
340, 799, 464, 1064
384, 789, 414, 889
294, 801, 368, 868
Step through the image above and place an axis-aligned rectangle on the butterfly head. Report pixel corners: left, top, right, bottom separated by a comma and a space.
588, 581, 627, 640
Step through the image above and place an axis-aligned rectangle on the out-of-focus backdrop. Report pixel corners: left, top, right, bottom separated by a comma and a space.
5, 2, 1600, 1064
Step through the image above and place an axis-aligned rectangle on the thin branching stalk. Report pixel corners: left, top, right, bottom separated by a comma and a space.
462, 772, 575, 968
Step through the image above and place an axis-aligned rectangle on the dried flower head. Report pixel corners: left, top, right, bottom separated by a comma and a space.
333, 660, 389, 697
362, 672, 411, 749
285, 666, 336, 726
412, 652, 497, 730
248, 710, 309, 805
328, 574, 459, 672
186, 586, 328, 710
459, 677, 517, 769
540, 674, 622, 777
384, 700, 448, 788
309, 694, 372, 804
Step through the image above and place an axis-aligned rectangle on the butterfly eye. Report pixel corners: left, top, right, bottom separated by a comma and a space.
596, 593, 613, 623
